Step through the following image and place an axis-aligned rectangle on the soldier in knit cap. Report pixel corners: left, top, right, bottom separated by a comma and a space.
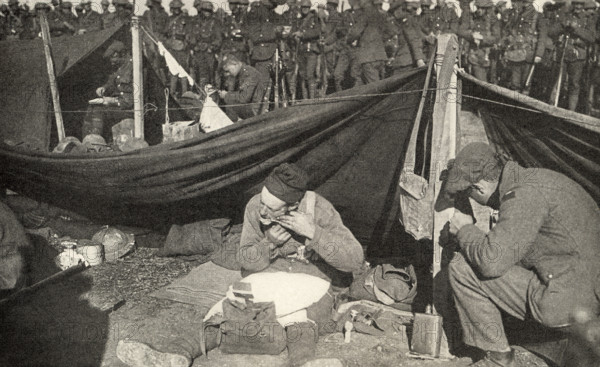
117, 163, 364, 367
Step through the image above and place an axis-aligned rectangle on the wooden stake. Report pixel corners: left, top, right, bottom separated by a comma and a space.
131, 16, 144, 139
39, 13, 65, 143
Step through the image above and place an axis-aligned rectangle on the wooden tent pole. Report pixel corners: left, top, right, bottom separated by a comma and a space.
39, 13, 65, 143
131, 15, 144, 139
429, 33, 460, 358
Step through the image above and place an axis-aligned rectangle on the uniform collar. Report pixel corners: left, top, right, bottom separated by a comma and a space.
498, 160, 525, 201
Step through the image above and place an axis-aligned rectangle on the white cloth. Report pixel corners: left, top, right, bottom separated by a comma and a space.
199, 96, 234, 133
204, 272, 331, 327
157, 41, 194, 86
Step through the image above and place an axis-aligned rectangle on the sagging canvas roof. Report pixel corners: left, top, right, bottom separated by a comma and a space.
0, 71, 425, 245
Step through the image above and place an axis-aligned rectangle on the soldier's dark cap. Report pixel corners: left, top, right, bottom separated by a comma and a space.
475, 0, 493, 7
326, 0, 339, 5
81, 0, 92, 4
75, 4, 83, 10
61, 1, 72, 8
445, 142, 500, 195
170, 0, 184, 7
300, 0, 311, 7
264, 163, 309, 204
228, 0, 241, 4
35, 2, 50, 9
199, 1, 214, 10
8, 0, 18, 6
103, 40, 126, 58
389, 0, 405, 11
101, 0, 110, 5
238, 0, 250, 4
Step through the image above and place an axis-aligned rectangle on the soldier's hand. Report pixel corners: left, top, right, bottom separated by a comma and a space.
534, 56, 542, 64
448, 211, 474, 235
96, 87, 105, 97
416, 59, 426, 67
265, 224, 292, 246
292, 31, 303, 38
77, 29, 86, 35
276, 211, 316, 240
218, 90, 228, 98
472, 31, 483, 41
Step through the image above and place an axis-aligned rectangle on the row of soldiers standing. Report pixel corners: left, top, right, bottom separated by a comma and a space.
2, 0, 598, 111
459, 0, 598, 111
150, 0, 436, 102
0, 0, 134, 40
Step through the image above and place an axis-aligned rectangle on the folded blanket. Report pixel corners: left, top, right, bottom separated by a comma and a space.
150, 261, 242, 309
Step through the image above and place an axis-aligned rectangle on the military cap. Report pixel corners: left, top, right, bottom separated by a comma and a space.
0, 4, 8, 11
373, 0, 383, 5
474, 0, 493, 7
75, 4, 83, 10
228, 0, 240, 4
103, 40, 126, 58
389, 0, 405, 10
34, 2, 50, 9
113, 0, 128, 5
445, 142, 501, 194
421, 0, 433, 5
170, 0, 183, 7
61, 1, 72, 8
101, 0, 110, 4
8, 0, 18, 5
300, 0, 311, 7
196, 0, 213, 10
584, 0, 597, 8
238, 0, 249, 4
326, 0, 339, 4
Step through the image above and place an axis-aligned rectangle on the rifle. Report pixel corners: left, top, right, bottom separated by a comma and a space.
522, 63, 535, 96
260, 79, 272, 114
318, 15, 328, 98
273, 51, 280, 109
290, 41, 300, 104
553, 35, 569, 107
278, 41, 290, 107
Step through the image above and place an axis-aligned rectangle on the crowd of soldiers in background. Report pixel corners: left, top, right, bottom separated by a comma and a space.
1, 0, 599, 112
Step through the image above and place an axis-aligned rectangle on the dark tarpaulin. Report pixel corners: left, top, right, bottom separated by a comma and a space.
459, 71, 600, 203
0, 25, 127, 151
0, 71, 424, 245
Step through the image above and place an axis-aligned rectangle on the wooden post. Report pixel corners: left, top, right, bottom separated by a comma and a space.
131, 15, 144, 139
430, 33, 459, 358
39, 13, 65, 143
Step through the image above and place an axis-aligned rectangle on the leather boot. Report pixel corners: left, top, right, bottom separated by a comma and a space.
181, 78, 189, 95
286, 321, 318, 367
301, 81, 308, 101
308, 82, 317, 100
471, 348, 516, 367
568, 93, 579, 111
334, 80, 343, 92
169, 76, 178, 97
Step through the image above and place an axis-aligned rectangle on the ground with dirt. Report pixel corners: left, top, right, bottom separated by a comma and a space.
0, 236, 552, 367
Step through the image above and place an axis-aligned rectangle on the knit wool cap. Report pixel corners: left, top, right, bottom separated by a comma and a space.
264, 163, 309, 204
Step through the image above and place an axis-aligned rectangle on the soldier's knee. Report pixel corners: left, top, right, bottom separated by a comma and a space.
448, 252, 473, 284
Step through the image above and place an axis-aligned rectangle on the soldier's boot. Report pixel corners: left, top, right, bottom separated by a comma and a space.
286, 321, 318, 367
169, 75, 179, 97
301, 81, 309, 101
334, 79, 343, 92
308, 82, 317, 100
568, 93, 579, 111
181, 78, 189, 95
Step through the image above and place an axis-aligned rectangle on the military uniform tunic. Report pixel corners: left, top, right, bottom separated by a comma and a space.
449, 161, 600, 352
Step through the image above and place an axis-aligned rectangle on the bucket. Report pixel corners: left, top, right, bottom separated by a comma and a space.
76, 239, 104, 266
